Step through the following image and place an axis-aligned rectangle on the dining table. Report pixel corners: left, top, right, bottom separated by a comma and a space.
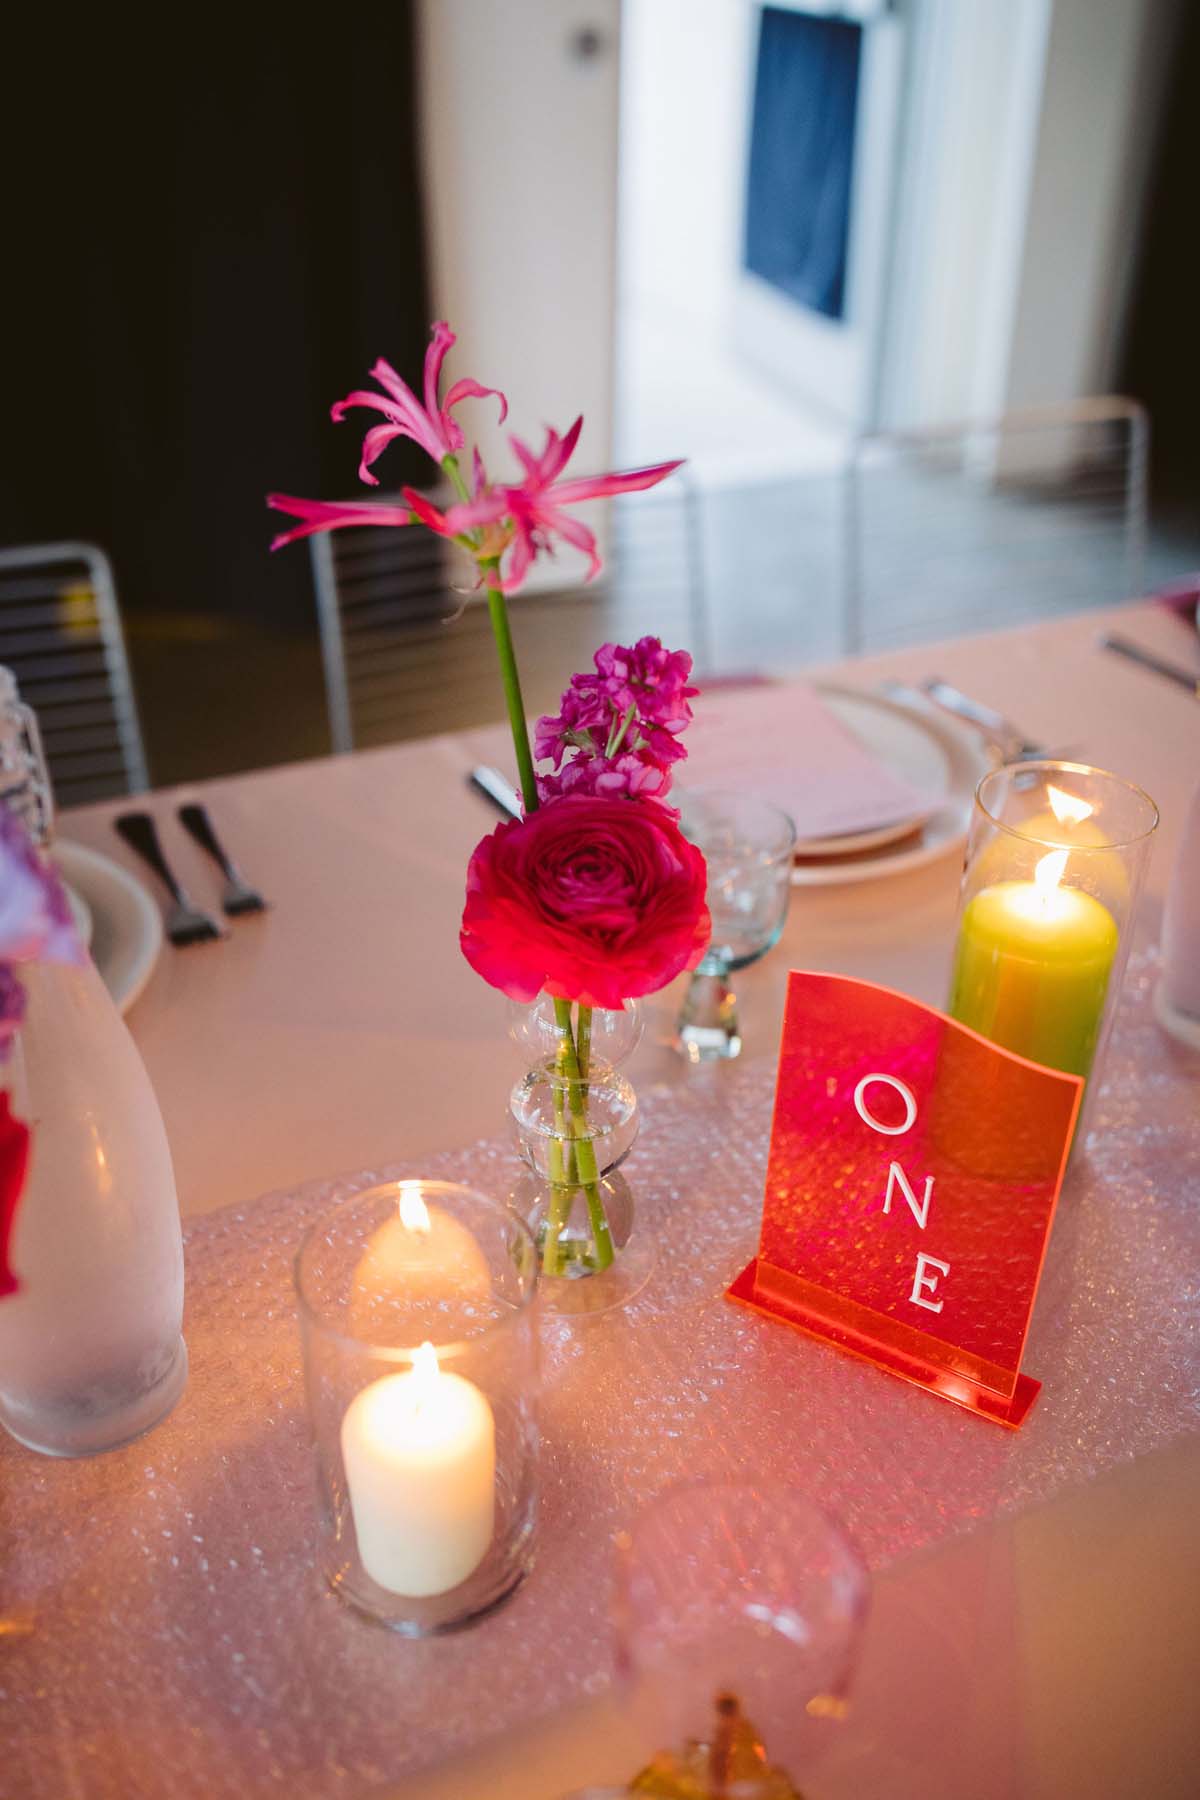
3, 595, 1198, 1799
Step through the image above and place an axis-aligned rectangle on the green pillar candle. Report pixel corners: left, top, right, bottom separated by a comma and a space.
949, 851, 1119, 1079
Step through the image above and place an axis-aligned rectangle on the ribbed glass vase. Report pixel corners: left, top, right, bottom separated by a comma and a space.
507, 998, 654, 1314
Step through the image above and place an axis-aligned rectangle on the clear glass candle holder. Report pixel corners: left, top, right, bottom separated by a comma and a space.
294, 1180, 539, 1634
949, 762, 1158, 1107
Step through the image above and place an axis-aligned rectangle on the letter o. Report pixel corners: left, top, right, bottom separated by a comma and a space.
853, 1072, 917, 1137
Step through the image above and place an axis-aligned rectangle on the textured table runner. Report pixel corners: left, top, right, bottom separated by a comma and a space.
1, 954, 1197, 1799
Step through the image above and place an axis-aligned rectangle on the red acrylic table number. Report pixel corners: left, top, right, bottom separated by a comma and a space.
727, 971, 1084, 1427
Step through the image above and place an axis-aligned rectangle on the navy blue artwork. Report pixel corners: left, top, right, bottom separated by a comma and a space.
744, 8, 863, 322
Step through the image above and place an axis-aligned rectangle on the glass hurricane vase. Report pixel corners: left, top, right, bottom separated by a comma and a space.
507, 998, 654, 1315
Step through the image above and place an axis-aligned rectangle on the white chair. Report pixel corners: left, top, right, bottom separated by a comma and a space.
842, 398, 1149, 654
0, 542, 149, 804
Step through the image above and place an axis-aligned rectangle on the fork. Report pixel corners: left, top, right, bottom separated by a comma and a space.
115, 812, 225, 945
177, 802, 267, 916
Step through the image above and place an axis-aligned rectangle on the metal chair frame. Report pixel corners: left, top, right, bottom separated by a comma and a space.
842, 396, 1150, 656
0, 540, 149, 800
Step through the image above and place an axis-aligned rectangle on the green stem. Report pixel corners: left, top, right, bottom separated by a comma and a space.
541, 1040, 572, 1276
482, 565, 538, 815
553, 996, 613, 1271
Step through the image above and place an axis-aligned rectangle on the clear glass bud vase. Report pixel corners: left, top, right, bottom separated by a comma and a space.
0, 955, 187, 1456
507, 998, 654, 1314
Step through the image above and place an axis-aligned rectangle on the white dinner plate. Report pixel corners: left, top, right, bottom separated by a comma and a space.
790, 686, 991, 887
52, 840, 163, 1013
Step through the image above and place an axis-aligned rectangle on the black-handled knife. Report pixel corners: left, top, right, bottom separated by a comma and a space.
1099, 634, 1199, 697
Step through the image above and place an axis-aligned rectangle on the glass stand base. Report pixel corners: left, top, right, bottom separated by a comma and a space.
0, 1335, 189, 1458
537, 1231, 658, 1317
512, 1170, 657, 1316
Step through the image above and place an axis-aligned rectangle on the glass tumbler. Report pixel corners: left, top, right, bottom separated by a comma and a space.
676, 791, 797, 1061
614, 1481, 869, 1792
948, 762, 1158, 1109
295, 1180, 539, 1634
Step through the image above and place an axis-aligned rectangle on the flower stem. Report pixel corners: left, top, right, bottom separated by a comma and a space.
480, 560, 538, 815
553, 996, 613, 1271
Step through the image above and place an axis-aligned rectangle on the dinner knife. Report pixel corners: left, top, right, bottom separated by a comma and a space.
1098, 634, 1200, 697
919, 679, 1047, 761
468, 765, 523, 820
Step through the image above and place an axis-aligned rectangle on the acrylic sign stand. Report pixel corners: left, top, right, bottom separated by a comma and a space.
728, 971, 1083, 1428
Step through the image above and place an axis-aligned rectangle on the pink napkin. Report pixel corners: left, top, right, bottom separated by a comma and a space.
683, 682, 940, 842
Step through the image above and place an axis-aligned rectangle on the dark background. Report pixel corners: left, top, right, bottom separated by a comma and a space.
1119, 0, 1200, 512
1, 9, 429, 633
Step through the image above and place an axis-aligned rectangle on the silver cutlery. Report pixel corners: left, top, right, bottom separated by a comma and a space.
178, 803, 267, 916
468, 765, 523, 820
115, 812, 225, 945
920, 678, 1048, 761
1098, 634, 1199, 697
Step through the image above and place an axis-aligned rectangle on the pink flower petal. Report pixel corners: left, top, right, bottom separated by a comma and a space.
267, 494, 414, 550
423, 321, 457, 423
444, 377, 509, 426
551, 458, 685, 505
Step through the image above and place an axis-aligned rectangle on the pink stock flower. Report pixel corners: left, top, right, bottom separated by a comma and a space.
537, 751, 673, 804
331, 321, 507, 485
0, 807, 78, 972
409, 418, 683, 594
594, 638, 697, 732
534, 637, 698, 806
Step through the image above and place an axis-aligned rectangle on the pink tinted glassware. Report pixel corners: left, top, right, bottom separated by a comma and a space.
614, 1481, 869, 1788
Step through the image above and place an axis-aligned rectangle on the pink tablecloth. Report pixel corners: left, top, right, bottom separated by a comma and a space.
2, 952, 1196, 1800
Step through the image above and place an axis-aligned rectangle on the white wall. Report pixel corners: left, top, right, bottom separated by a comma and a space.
880, 0, 1182, 431
417, 0, 620, 481
617, 0, 750, 336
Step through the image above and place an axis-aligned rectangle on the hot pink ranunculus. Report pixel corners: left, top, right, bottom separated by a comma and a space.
460, 795, 710, 1009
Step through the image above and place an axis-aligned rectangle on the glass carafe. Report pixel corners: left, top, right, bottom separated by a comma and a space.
0, 954, 187, 1455
0, 665, 186, 1456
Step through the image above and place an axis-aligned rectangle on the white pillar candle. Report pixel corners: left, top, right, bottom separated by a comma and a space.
341, 1341, 495, 1597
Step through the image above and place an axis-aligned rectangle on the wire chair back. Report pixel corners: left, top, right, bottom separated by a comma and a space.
0, 541, 149, 805
310, 475, 711, 753
842, 398, 1149, 655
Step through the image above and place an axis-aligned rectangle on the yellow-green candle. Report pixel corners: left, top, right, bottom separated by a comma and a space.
949, 850, 1119, 1078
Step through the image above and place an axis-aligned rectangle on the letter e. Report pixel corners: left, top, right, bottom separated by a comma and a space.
909, 1252, 950, 1314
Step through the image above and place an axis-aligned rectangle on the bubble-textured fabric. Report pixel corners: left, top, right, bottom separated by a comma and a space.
1, 953, 1196, 1797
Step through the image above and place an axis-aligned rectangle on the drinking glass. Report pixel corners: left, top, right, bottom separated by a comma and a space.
676, 791, 796, 1061
614, 1481, 869, 1794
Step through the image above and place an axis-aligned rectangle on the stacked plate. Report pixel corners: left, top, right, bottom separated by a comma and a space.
53, 841, 163, 1013
791, 685, 991, 885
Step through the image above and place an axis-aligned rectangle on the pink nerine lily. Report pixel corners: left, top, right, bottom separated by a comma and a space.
404, 417, 683, 593
332, 320, 507, 485
265, 494, 416, 553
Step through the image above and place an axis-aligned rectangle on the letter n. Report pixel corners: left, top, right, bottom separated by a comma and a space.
882, 1161, 934, 1231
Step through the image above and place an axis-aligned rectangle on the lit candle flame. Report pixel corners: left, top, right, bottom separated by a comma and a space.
1034, 848, 1069, 900
398, 1183, 431, 1234
1047, 785, 1093, 826
411, 1340, 440, 1388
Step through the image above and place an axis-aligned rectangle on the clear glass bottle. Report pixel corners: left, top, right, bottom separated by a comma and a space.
0, 668, 187, 1455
